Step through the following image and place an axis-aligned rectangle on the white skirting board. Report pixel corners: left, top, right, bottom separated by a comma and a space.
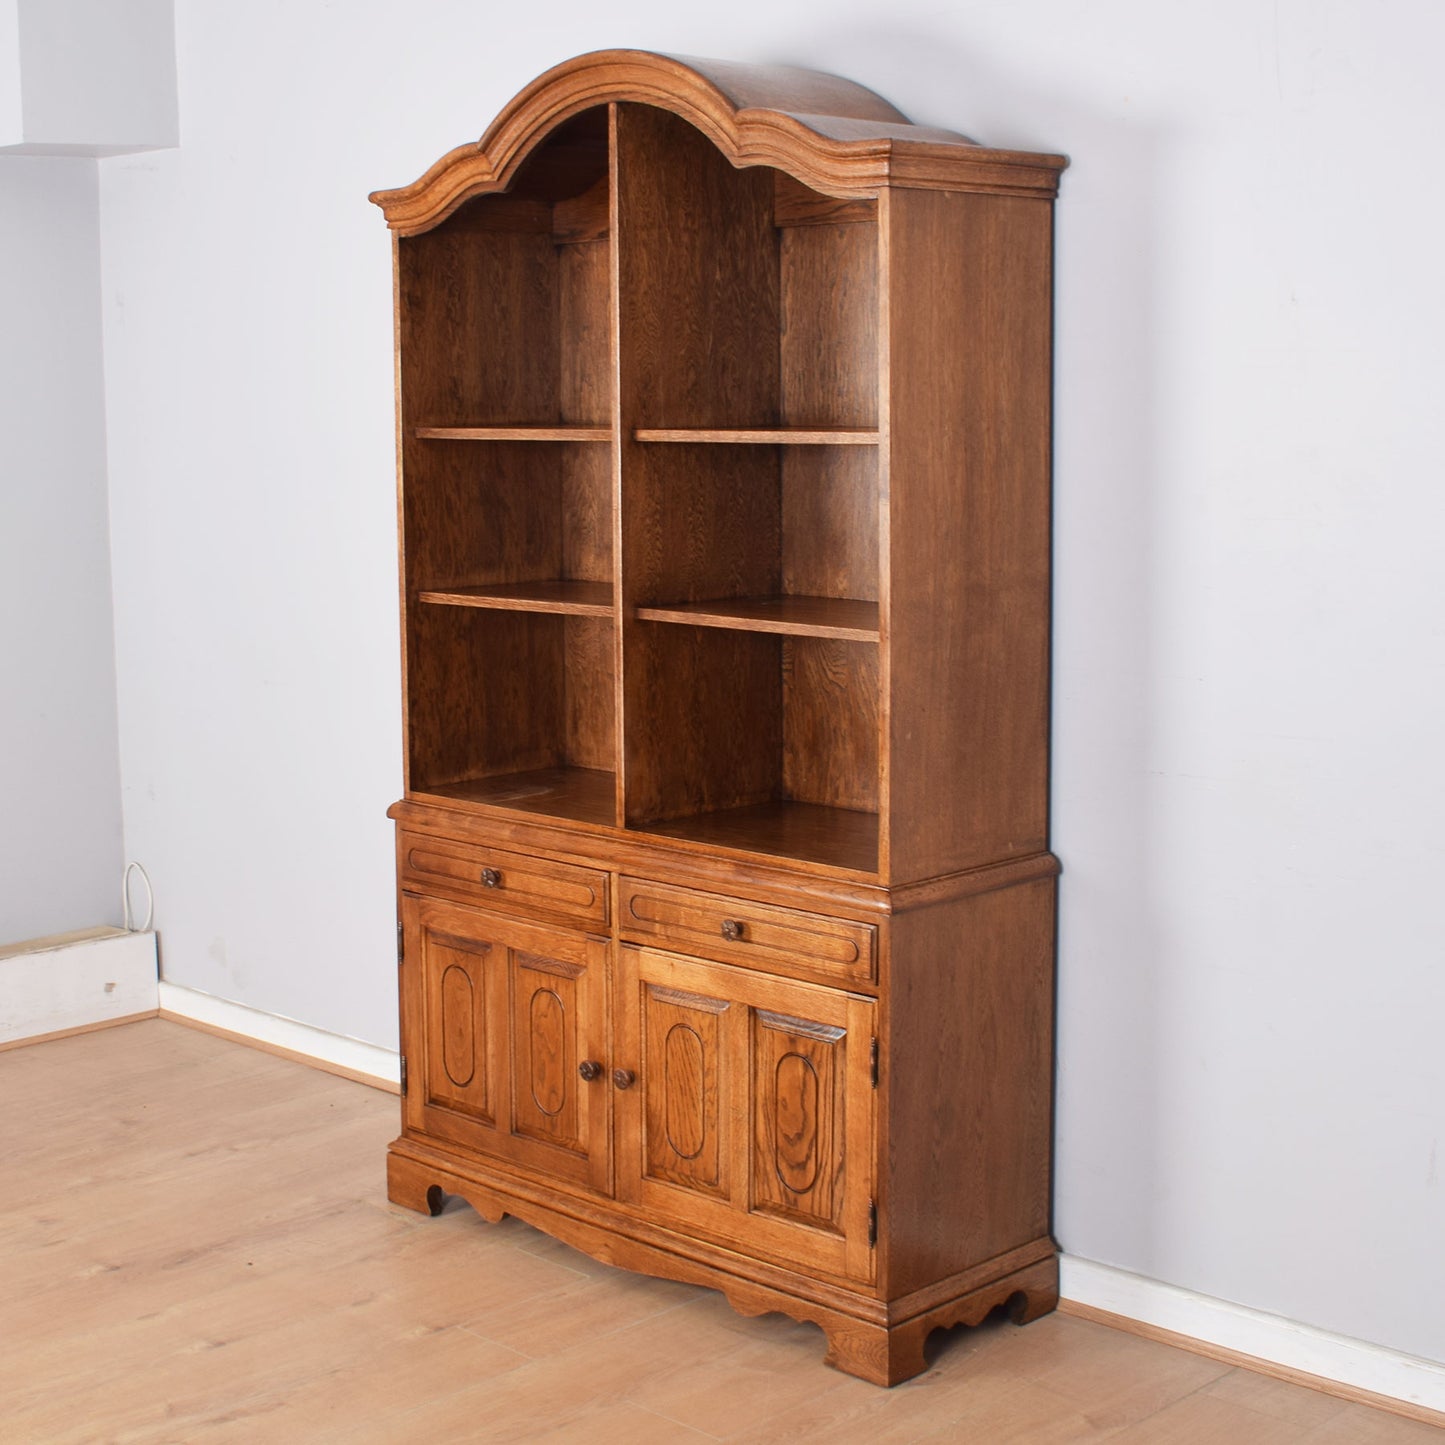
157, 980, 400, 1090
0, 926, 158, 1045
1061, 1256, 1445, 1416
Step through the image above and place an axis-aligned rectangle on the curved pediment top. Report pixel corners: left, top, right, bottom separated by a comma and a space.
370, 49, 1065, 234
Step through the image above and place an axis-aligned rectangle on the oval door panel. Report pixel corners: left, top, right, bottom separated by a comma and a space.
440, 964, 476, 1088
774, 1052, 820, 1194
663, 1024, 706, 1160
528, 988, 567, 1117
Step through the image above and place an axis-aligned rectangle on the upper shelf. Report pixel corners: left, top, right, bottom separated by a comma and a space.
416, 426, 611, 443
634, 428, 878, 446
420, 581, 613, 617
369, 50, 1067, 236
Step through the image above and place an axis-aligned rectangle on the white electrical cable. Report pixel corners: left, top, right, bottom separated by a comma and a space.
122, 861, 155, 933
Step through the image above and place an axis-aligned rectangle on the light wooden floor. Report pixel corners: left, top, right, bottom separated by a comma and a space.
2, 1020, 1440, 1444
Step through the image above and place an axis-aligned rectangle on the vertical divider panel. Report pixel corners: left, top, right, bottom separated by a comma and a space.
608, 102, 629, 828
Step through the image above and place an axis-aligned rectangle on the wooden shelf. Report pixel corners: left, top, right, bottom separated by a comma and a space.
415, 426, 611, 442
415, 767, 616, 827
635, 595, 878, 641
633, 428, 878, 446
643, 801, 879, 874
419, 581, 613, 617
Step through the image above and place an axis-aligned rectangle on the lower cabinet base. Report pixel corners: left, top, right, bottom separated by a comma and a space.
387, 1135, 1059, 1387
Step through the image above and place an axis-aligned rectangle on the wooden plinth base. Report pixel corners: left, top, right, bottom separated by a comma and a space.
387, 1137, 1059, 1386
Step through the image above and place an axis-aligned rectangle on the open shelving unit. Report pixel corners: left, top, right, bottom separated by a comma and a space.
392, 95, 899, 872
375, 48, 1065, 1387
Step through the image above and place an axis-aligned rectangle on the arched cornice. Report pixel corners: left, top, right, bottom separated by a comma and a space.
370, 50, 1065, 234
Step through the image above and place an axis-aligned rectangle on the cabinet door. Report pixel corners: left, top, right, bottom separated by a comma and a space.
614, 945, 876, 1282
400, 893, 609, 1192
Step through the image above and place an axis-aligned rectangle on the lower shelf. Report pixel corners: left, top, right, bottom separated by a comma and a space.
409, 779, 878, 873
416, 767, 617, 827
642, 800, 879, 874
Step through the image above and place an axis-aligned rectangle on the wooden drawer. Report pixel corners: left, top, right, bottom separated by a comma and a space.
399, 832, 608, 930
618, 877, 875, 988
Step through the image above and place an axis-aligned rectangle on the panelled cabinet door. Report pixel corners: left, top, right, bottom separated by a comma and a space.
614, 944, 876, 1282
401, 893, 609, 1192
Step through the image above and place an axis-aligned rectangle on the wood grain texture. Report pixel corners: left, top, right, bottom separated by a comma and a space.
623, 622, 783, 825
780, 215, 878, 429
390, 795, 892, 902
415, 426, 611, 441
399, 829, 609, 928
783, 636, 880, 813
417, 765, 617, 828
635, 596, 878, 641
370, 51, 1065, 237
881, 875, 1057, 1295
884, 186, 1056, 880
615, 104, 780, 432
419, 579, 613, 615
641, 800, 880, 875
401, 894, 610, 1193
782, 446, 880, 603
381, 51, 1064, 1390
406, 601, 614, 798
612, 945, 875, 1284
634, 428, 877, 444
775, 172, 878, 228
617, 875, 876, 989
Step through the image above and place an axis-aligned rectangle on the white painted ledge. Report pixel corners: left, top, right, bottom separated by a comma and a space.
1061, 1255, 1445, 1417
157, 980, 400, 1091
0, 926, 158, 1045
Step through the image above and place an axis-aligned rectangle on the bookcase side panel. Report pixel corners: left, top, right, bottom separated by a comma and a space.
884, 188, 1055, 882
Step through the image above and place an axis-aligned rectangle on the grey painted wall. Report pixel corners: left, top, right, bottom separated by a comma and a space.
91, 0, 1445, 1368
0, 155, 123, 943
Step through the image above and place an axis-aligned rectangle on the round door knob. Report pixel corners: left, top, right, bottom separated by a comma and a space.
721, 919, 745, 941
612, 1068, 636, 1090
481, 867, 502, 888
578, 1060, 603, 1082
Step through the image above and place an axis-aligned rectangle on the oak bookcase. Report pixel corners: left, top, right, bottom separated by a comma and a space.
373, 49, 1066, 1385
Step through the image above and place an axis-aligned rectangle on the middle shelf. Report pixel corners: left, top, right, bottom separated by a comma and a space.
417, 585, 878, 640
419, 580, 613, 616
636, 595, 878, 641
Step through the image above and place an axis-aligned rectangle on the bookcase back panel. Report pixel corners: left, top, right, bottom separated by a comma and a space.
398, 111, 611, 430
408, 607, 615, 791
779, 218, 879, 430
562, 616, 617, 773
623, 623, 783, 824
782, 637, 879, 814
615, 104, 780, 430
623, 444, 781, 606
557, 237, 611, 427
400, 220, 561, 427
402, 441, 613, 592
781, 447, 879, 603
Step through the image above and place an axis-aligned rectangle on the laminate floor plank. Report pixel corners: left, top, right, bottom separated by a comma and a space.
1, 1019, 1439, 1444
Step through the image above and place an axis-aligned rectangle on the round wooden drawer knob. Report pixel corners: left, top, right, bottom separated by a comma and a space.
612, 1068, 636, 1090
578, 1060, 603, 1082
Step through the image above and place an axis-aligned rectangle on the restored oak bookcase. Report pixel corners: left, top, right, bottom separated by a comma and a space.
373, 50, 1065, 1385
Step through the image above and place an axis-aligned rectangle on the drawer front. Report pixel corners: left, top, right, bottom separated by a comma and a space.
618, 877, 875, 988
400, 832, 608, 930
